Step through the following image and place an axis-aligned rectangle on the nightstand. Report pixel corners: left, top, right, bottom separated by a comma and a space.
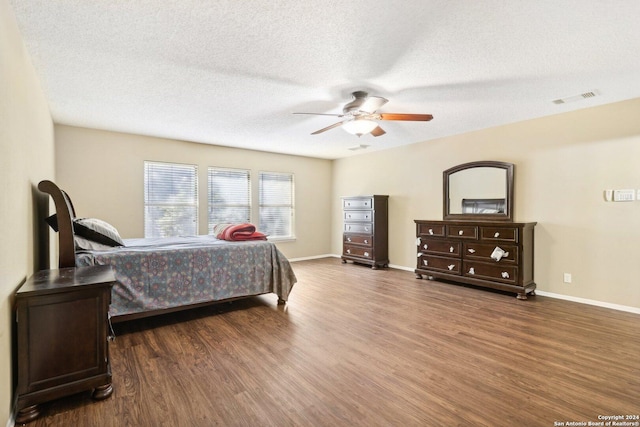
14, 265, 115, 423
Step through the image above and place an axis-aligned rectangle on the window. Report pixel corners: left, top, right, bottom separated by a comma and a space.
208, 167, 251, 231
259, 172, 294, 239
144, 161, 198, 238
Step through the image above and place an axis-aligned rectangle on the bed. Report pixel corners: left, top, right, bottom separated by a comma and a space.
38, 180, 297, 322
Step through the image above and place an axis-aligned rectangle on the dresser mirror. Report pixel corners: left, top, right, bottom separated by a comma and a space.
443, 161, 514, 221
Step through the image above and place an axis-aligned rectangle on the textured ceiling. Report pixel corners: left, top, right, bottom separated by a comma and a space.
9, 1, 640, 159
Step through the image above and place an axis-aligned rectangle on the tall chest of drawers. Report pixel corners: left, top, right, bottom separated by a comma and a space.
414, 220, 536, 299
342, 195, 389, 269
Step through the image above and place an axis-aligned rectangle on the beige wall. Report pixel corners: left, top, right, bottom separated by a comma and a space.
55, 125, 333, 260
333, 97, 640, 310
0, 0, 55, 423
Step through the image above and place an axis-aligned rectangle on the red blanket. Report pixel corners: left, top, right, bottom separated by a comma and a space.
213, 223, 267, 241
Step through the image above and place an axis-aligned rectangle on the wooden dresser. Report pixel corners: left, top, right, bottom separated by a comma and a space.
341, 195, 389, 269
14, 266, 115, 423
414, 220, 536, 299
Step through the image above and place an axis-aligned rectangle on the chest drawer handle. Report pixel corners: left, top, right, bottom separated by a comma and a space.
449, 246, 454, 253
364, 227, 370, 232
423, 259, 428, 266
364, 239, 368, 244
364, 252, 369, 257
494, 232, 500, 238
458, 230, 464, 236
428, 228, 434, 235
467, 248, 476, 253
501, 271, 510, 279
346, 249, 351, 254
424, 244, 428, 250
417, 252, 423, 257
448, 264, 455, 271
468, 267, 475, 274
416, 238, 421, 245
347, 237, 352, 242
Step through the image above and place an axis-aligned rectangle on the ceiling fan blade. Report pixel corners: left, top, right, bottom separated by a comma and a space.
311, 121, 344, 135
359, 96, 388, 114
371, 126, 386, 137
293, 112, 344, 117
379, 113, 434, 121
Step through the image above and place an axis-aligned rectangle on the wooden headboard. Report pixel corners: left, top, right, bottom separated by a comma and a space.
38, 180, 77, 268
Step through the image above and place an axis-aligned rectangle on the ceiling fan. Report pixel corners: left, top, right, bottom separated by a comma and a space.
293, 91, 433, 137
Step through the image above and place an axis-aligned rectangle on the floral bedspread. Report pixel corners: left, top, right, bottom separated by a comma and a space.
76, 235, 297, 317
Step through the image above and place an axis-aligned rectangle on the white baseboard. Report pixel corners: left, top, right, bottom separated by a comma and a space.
288, 254, 336, 262
294, 255, 640, 314
534, 290, 640, 314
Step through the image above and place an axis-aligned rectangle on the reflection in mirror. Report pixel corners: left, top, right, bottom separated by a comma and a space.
443, 161, 514, 221
449, 167, 506, 214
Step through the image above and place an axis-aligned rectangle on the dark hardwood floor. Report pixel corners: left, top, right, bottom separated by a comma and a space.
22, 258, 640, 426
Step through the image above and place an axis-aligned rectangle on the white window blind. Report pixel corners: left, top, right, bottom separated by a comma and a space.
208, 167, 251, 231
144, 161, 198, 238
259, 172, 294, 239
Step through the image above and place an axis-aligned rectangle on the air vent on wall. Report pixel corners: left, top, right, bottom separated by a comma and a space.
552, 91, 598, 105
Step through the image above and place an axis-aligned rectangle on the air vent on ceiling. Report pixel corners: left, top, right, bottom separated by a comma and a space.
348, 144, 370, 151
552, 90, 598, 105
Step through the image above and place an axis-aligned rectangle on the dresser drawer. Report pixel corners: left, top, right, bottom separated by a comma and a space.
464, 242, 518, 264
344, 244, 373, 259
343, 198, 373, 209
418, 254, 461, 275
344, 210, 373, 222
463, 261, 518, 285
417, 223, 445, 237
480, 226, 518, 242
344, 234, 372, 247
446, 224, 478, 239
418, 238, 461, 257
344, 223, 373, 234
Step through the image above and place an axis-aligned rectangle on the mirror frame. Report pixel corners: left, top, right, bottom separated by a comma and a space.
443, 160, 514, 222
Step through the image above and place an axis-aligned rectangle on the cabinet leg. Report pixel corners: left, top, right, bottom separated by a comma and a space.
92, 383, 113, 400
341, 259, 347, 264
371, 264, 378, 270
415, 273, 423, 279
516, 293, 527, 300
16, 405, 40, 424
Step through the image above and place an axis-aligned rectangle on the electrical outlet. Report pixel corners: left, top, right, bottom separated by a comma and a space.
563, 273, 572, 284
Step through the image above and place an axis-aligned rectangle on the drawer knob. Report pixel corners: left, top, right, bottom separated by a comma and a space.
347, 237, 351, 242
424, 244, 428, 250
468, 267, 475, 275
364, 252, 369, 257
494, 232, 500, 238
449, 246, 454, 253
468, 248, 476, 253
346, 249, 351, 254
364, 227, 370, 232
458, 230, 464, 236
416, 238, 421, 245
501, 271, 510, 279
417, 252, 423, 257
448, 264, 455, 271
423, 260, 428, 266
364, 239, 368, 244
428, 228, 434, 235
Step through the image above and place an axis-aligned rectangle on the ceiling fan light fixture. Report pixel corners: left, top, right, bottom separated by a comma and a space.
342, 118, 378, 136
